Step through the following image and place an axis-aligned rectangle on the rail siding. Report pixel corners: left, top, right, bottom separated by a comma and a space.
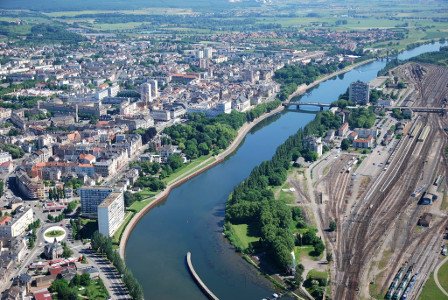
186, 252, 219, 300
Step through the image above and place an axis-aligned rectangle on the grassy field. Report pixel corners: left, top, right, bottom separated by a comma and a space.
227, 223, 260, 251
128, 198, 155, 212
79, 279, 109, 299
294, 245, 322, 263
163, 154, 213, 185
419, 273, 448, 300
438, 260, 448, 294
92, 22, 146, 31
307, 269, 328, 281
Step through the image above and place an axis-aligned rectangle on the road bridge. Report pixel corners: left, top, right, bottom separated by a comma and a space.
283, 102, 331, 111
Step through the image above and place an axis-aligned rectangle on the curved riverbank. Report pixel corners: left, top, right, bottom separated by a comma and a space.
286, 58, 375, 102
119, 104, 285, 258
123, 42, 447, 300
119, 58, 379, 259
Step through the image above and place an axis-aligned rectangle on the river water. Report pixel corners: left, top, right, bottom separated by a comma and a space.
125, 41, 447, 300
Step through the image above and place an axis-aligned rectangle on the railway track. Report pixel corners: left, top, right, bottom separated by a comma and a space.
334, 63, 448, 299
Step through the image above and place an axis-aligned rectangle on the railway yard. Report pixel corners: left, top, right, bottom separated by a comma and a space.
308, 63, 448, 300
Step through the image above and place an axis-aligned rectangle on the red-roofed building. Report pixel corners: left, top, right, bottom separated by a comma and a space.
0, 216, 12, 225
353, 135, 374, 149
338, 122, 349, 137
79, 153, 96, 164
34, 289, 52, 300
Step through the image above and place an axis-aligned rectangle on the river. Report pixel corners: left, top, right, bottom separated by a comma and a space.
125, 41, 447, 300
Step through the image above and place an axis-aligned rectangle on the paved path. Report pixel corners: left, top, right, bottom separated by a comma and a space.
434, 256, 448, 297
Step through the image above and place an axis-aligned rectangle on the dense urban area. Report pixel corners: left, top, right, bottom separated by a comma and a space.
0, 0, 447, 299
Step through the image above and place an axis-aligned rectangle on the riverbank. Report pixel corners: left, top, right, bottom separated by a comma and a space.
119, 103, 285, 258
118, 58, 375, 259
286, 58, 375, 102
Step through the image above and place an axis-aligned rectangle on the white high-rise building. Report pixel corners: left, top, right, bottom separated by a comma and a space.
196, 50, 204, 59
98, 192, 125, 237
149, 79, 159, 98
204, 47, 213, 59
140, 82, 152, 104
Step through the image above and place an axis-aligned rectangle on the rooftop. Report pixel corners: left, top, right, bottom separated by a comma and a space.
98, 192, 123, 208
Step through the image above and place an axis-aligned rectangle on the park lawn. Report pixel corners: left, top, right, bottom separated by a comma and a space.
228, 224, 260, 251
138, 189, 156, 199
79, 279, 109, 299
438, 260, 448, 294
307, 269, 328, 281
278, 188, 295, 204
419, 273, 448, 300
163, 154, 213, 185
128, 198, 154, 213
294, 245, 314, 264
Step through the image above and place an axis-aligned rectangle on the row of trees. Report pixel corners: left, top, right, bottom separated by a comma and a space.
91, 231, 144, 300
48, 187, 66, 201
226, 110, 342, 271
27, 219, 41, 249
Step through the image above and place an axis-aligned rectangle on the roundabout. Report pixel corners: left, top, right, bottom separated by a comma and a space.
43, 226, 66, 243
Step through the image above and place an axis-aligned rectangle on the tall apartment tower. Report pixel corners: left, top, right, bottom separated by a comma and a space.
140, 82, 152, 104
349, 80, 370, 105
149, 79, 159, 98
79, 186, 113, 218
204, 47, 213, 59
196, 50, 204, 59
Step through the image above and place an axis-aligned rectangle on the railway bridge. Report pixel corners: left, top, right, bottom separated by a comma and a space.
378, 106, 447, 114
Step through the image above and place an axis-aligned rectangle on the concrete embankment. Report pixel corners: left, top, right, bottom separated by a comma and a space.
119, 104, 285, 258
118, 59, 374, 259
185, 252, 219, 300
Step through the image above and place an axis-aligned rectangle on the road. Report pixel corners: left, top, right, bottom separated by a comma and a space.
80, 249, 131, 300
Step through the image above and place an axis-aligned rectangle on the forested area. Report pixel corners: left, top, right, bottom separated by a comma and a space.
347, 107, 377, 128
410, 46, 448, 67
225, 110, 341, 272
26, 25, 86, 44
274, 61, 350, 101
163, 100, 281, 159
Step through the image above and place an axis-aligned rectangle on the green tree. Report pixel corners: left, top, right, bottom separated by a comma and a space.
329, 220, 337, 232
294, 263, 305, 287
61, 242, 73, 258
167, 154, 183, 170
341, 139, 351, 151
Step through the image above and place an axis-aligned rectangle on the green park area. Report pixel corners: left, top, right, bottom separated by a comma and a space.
419, 272, 448, 300
44, 230, 65, 238
225, 223, 260, 251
